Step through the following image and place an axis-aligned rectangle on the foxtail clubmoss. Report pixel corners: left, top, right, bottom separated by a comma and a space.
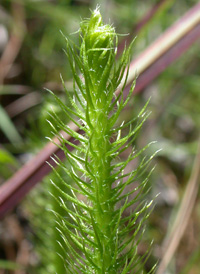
47, 7, 156, 274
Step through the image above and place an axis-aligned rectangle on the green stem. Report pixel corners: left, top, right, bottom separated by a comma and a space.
88, 109, 115, 271
80, 9, 118, 270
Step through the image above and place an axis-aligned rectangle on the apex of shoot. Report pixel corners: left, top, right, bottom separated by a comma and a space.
80, 8, 116, 80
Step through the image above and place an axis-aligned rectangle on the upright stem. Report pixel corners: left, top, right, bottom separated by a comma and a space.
90, 110, 115, 272
79, 8, 119, 272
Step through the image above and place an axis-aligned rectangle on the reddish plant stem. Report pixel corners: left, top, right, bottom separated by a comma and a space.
117, 0, 171, 57
128, 23, 200, 95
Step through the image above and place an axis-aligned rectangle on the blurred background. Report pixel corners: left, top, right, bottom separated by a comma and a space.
0, 0, 200, 273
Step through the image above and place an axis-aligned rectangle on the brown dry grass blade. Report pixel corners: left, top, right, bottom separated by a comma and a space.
156, 136, 200, 274
0, 3, 200, 219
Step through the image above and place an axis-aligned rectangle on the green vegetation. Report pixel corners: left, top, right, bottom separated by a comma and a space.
0, 1, 200, 274
45, 8, 155, 273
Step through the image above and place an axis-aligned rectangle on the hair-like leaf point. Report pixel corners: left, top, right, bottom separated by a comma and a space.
48, 7, 156, 274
